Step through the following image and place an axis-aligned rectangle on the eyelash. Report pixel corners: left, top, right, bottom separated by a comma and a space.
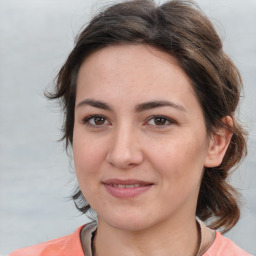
82, 115, 110, 128
82, 115, 176, 128
145, 115, 176, 128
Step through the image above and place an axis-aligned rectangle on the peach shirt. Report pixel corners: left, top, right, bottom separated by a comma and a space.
9, 224, 252, 256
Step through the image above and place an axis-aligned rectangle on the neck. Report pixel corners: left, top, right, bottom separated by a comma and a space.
94, 217, 199, 256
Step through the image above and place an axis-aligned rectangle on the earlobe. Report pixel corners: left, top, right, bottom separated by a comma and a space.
204, 116, 233, 168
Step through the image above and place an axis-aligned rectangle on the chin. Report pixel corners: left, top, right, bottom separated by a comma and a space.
111, 221, 150, 232
100, 211, 155, 232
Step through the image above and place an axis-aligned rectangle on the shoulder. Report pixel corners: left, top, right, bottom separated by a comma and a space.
9, 225, 86, 256
203, 231, 253, 256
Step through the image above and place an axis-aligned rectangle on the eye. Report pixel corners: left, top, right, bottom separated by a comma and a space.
147, 115, 175, 127
83, 115, 110, 127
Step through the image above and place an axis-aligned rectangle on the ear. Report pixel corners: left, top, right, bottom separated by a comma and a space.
204, 116, 233, 168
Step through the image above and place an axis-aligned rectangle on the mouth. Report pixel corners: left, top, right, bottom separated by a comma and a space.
102, 179, 153, 198
109, 184, 144, 188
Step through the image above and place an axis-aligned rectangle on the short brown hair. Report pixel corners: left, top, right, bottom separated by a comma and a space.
47, 0, 247, 233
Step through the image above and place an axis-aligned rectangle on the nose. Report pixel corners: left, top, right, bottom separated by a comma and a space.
106, 125, 144, 170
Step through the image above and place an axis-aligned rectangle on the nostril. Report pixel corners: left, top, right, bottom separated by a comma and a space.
106, 149, 143, 170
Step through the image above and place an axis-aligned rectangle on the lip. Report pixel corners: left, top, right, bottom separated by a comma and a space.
102, 179, 153, 198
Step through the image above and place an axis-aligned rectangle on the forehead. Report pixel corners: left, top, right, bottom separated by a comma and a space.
76, 44, 199, 112
79, 44, 183, 78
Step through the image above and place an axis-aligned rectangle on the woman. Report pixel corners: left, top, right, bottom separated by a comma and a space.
10, 0, 251, 255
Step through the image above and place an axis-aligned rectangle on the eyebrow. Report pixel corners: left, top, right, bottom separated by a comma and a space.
135, 100, 186, 112
76, 99, 186, 112
76, 99, 112, 111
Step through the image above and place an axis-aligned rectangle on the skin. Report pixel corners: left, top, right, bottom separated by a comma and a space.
73, 44, 232, 256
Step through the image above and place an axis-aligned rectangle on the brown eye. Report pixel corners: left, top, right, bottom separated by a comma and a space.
94, 116, 106, 125
147, 115, 175, 127
83, 115, 110, 127
154, 117, 168, 125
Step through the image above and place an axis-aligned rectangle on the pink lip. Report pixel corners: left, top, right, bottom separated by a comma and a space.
102, 179, 153, 198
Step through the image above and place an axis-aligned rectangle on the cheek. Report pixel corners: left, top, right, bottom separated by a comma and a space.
147, 132, 208, 181
73, 128, 105, 179
72, 136, 105, 207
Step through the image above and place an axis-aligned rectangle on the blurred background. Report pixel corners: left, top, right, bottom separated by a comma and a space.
0, 0, 255, 255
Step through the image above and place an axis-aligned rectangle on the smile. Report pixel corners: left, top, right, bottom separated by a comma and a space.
110, 184, 143, 188
103, 179, 153, 198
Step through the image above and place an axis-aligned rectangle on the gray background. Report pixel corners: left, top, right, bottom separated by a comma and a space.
0, 0, 255, 255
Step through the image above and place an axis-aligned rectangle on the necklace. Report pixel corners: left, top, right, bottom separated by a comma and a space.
91, 229, 97, 256
90, 220, 202, 256
194, 220, 202, 256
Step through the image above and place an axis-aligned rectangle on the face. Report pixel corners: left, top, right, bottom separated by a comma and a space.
73, 44, 212, 232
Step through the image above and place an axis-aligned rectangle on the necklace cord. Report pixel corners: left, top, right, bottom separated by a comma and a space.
90, 220, 202, 256
195, 220, 202, 256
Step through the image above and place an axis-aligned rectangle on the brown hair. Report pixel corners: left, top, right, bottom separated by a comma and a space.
47, 0, 247, 233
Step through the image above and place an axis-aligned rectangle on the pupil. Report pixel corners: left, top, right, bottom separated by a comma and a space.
155, 118, 166, 125
95, 117, 105, 125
